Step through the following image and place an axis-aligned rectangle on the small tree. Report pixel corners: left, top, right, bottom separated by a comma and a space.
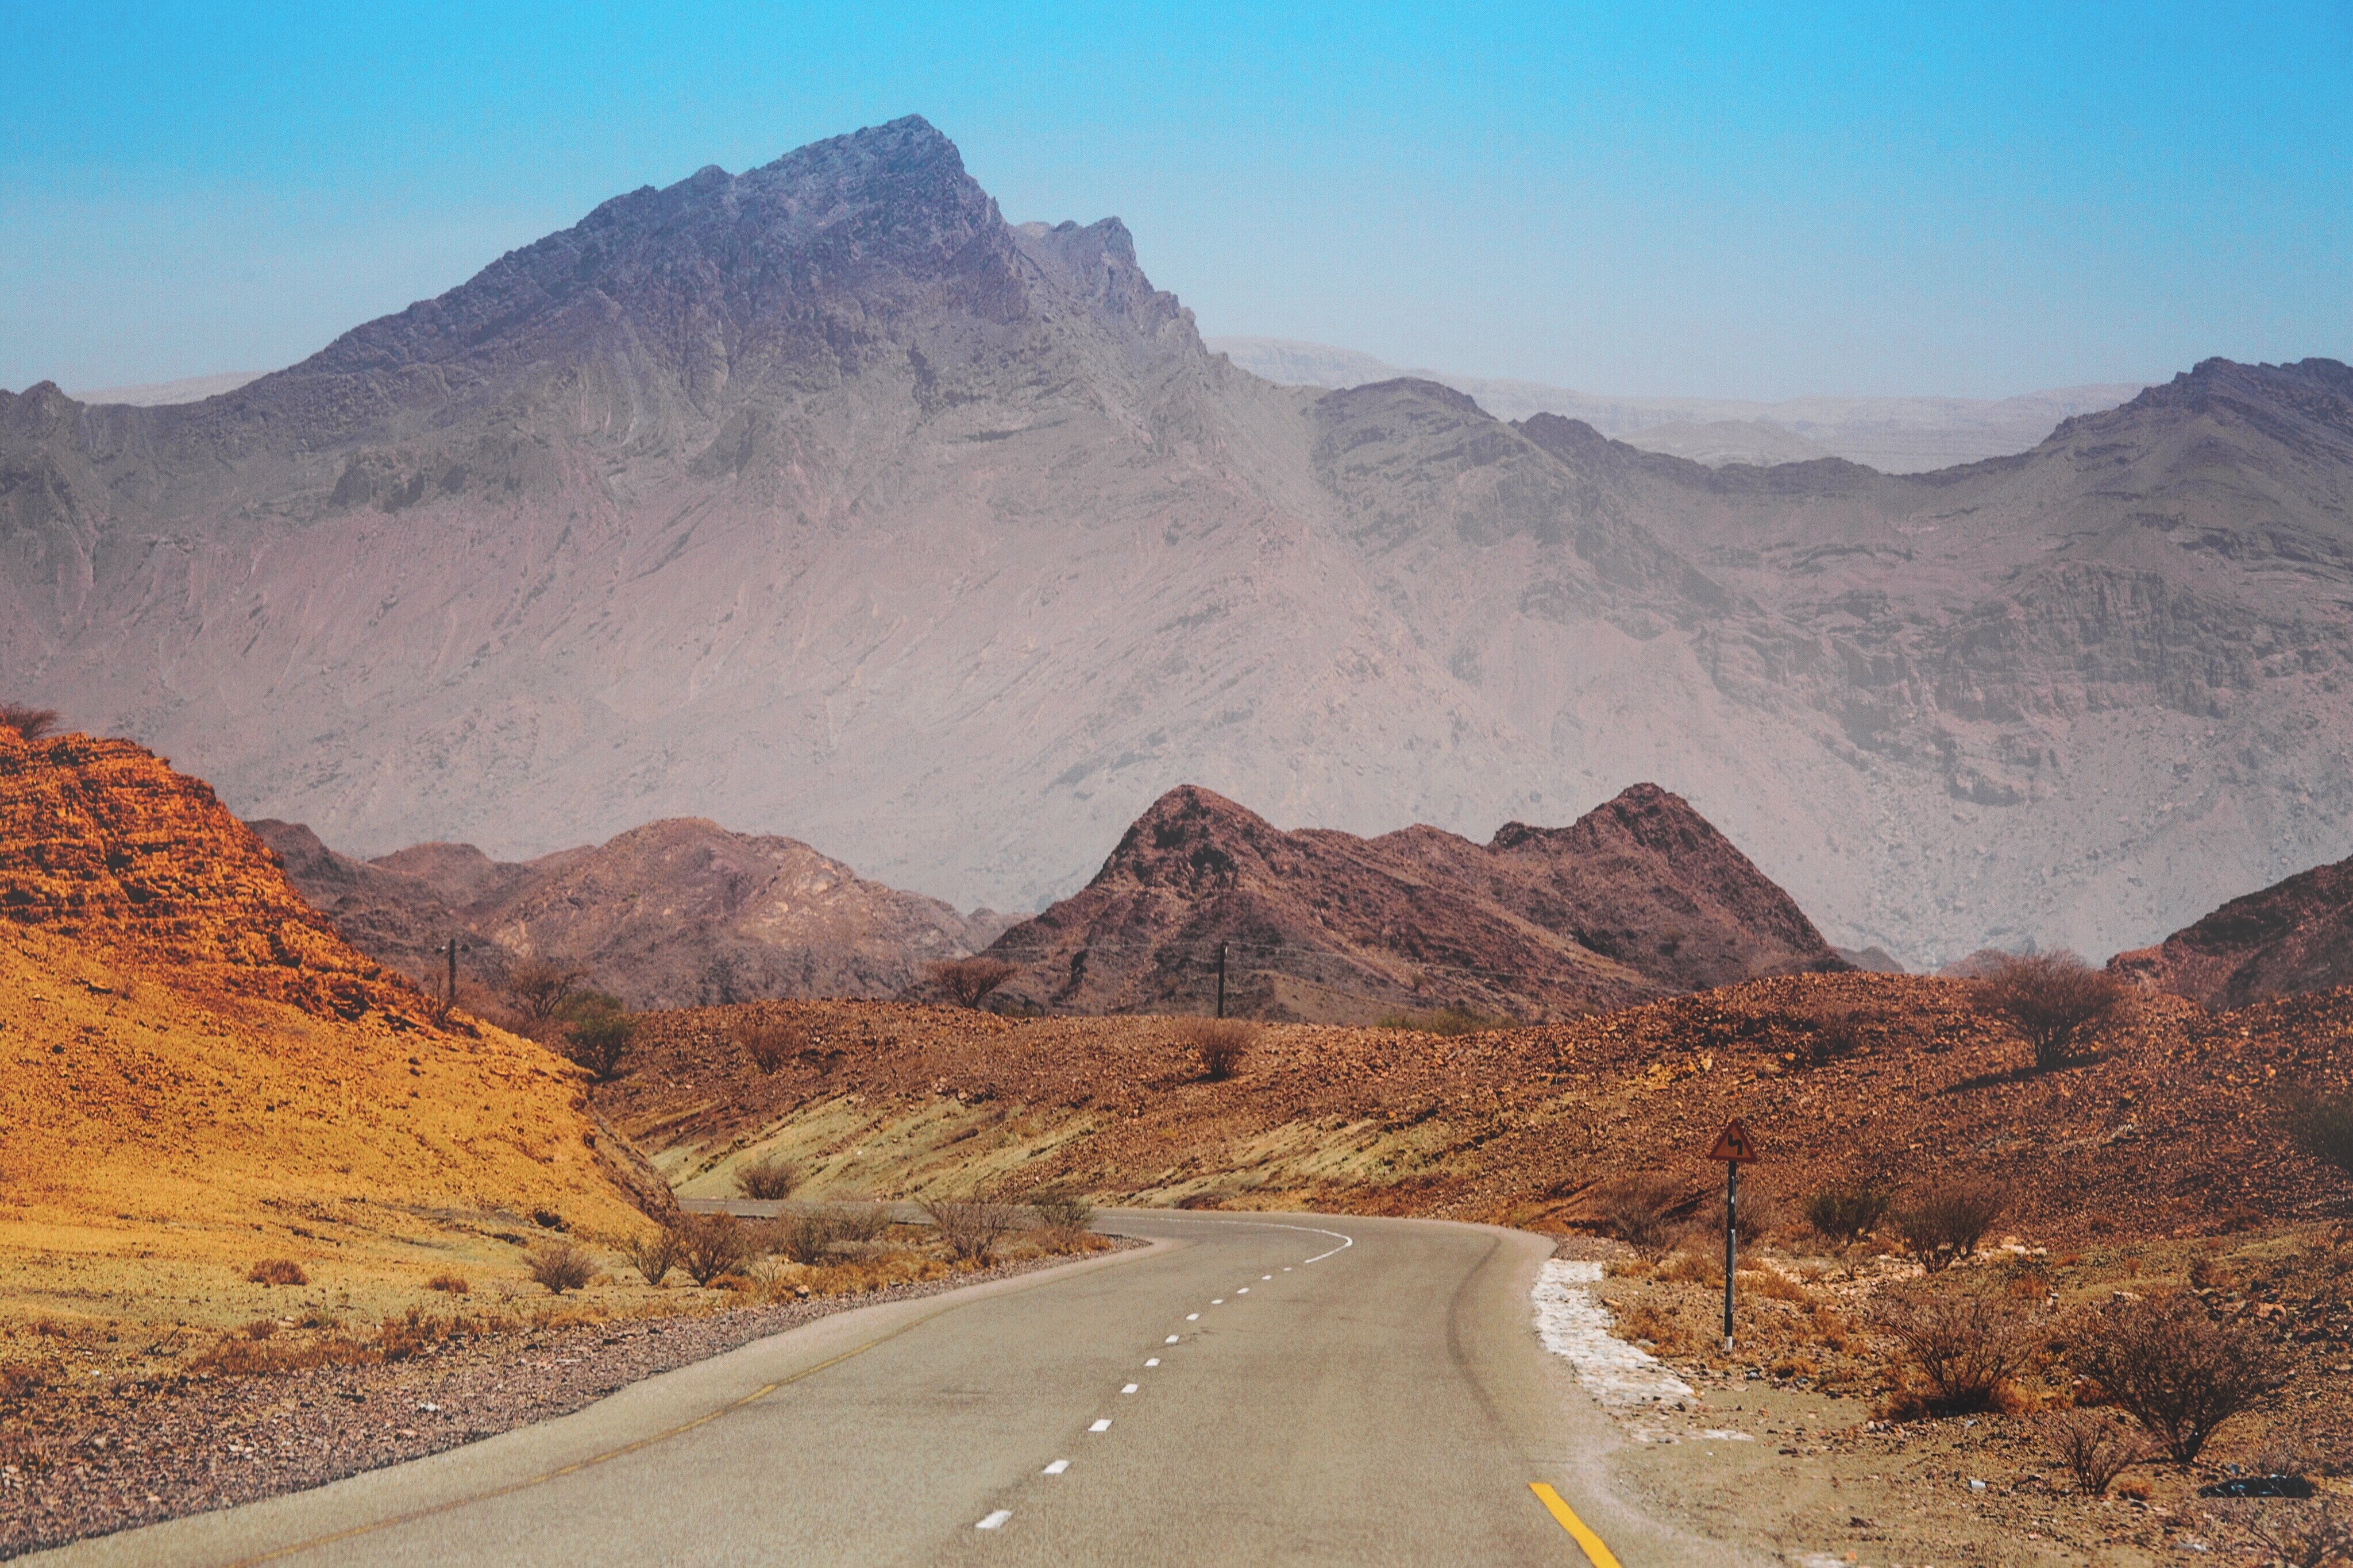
1592, 1171, 1683, 1258
527, 1242, 595, 1294
735, 1153, 796, 1201
921, 1198, 1021, 1262
2042, 1409, 2150, 1496
0, 704, 60, 741
505, 958, 590, 1024
678, 1214, 751, 1287
774, 1211, 842, 1265
1893, 1179, 2007, 1272
2074, 1292, 2285, 1462
1875, 1289, 2038, 1413
1030, 1191, 1094, 1230
620, 1228, 681, 1287
931, 957, 1017, 1008
563, 1002, 637, 1080
1970, 951, 2127, 1071
2283, 1084, 2353, 1177
1173, 1017, 1255, 1082
1803, 1180, 1893, 1243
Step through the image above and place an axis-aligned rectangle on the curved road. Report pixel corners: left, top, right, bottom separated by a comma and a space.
39, 1211, 1752, 1566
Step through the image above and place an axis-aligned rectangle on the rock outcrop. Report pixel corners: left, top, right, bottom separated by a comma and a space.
2110, 852, 2353, 1009
981, 783, 1844, 1020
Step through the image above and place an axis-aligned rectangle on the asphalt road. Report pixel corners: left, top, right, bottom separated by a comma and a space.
40, 1211, 1750, 1567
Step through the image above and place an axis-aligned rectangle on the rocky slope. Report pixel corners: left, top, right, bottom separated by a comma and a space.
5, 115, 2350, 970
977, 782, 1843, 1020
2111, 850, 2353, 1009
0, 725, 662, 1329
254, 816, 1009, 1009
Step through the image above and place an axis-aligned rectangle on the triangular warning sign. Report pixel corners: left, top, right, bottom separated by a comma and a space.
1707, 1117, 1758, 1163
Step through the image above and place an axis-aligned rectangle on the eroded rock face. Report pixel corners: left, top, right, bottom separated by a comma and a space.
2111, 852, 2353, 1009
254, 816, 1008, 1009
982, 782, 1843, 1019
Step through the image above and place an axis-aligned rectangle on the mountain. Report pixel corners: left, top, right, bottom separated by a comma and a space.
0, 722, 665, 1266
65, 370, 264, 407
254, 816, 1010, 1009
5, 116, 2350, 972
1206, 335, 2146, 472
2109, 852, 2353, 1009
978, 782, 1845, 1020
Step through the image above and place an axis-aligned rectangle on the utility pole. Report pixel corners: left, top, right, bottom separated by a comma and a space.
1215, 942, 1228, 1019
443, 937, 460, 1018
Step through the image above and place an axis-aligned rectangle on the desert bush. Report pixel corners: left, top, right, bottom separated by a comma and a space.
1874, 1289, 2038, 1415
931, 956, 1018, 1008
736, 1019, 805, 1073
0, 1364, 47, 1403
242, 1318, 277, 1341
246, 1258, 308, 1287
2042, 1409, 2149, 1495
1699, 1184, 1784, 1246
921, 1198, 1022, 1262
1654, 1248, 1722, 1285
1970, 951, 2127, 1071
774, 1211, 843, 1265
504, 958, 589, 1024
1614, 1300, 1696, 1357
526, 1242, 595, 1295
678, 1214, 752, 1287
1802, 999, 1874, 1065
427, 1272, 469, 1295
0, 704, 60, 741
2284, 1084, 2353, 1178
2220, 1499, 2352, 1568
736, 1152, 797, 1200
831, 1203, 894, 1245
1030, 1191, 1095, 1230
1173, 1017, 1256, 1081
621, 1228, 682, 1287
2073, 1292, 2285, 1462
1803, 1180, 1894, 1243
562, 1001, 637, 1080
1893, 1179, 2007, 1272
1592, 1171, 1684, 1257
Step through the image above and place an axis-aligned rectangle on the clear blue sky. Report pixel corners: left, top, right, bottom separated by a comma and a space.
3, 2, 2346, 399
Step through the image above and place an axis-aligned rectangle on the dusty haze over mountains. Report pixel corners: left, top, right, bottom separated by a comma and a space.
5, 116, 2351, 971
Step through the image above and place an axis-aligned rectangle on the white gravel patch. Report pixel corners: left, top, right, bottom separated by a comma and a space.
1532, 1259, 1695, 1409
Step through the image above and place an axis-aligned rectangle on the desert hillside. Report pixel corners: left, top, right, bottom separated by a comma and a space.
0, 725, 661, 1336
979, 781, 1842, 1019
2112, 848, 2353, 1009
256, 816, 1010, 1009
597, 973, 2352, 1241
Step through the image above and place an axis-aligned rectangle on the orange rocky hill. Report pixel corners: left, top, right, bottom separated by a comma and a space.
603, 973, 2351, 1240
0, 725, 664, 1334
2111, 848, 2353, 1010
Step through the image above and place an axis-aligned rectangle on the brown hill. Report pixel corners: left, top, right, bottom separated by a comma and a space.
0, 725, 663, 1334
596, 974, 2353, 1242
253, 816, 1010, 1009
975, 782, 1844, 1021
2110, 851, 2353, 1009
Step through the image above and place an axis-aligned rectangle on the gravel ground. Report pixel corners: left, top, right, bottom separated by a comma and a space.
0, 1243, 1139, 1560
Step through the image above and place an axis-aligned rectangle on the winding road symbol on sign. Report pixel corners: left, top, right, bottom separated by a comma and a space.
1707, 1117, 1758, 1163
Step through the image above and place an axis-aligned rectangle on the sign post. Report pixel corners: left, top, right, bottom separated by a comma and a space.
1707, 1117, 1758, 1351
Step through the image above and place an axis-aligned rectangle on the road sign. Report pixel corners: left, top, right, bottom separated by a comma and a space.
1707, 1117, 1758, 1163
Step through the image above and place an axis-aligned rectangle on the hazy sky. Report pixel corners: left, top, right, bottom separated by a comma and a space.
4, 2, 2347, 399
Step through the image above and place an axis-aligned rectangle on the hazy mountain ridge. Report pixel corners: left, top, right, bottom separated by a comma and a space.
5, 117, 2350, 971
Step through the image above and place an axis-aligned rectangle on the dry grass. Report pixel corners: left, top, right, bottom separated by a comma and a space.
426, 1272, 469, 1294
245, 1258, 308, 1287
1592, 1171, 1684, 1257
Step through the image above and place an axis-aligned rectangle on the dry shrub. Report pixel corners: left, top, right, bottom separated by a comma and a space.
2222, 1499, 2353, 1568
1172, 1017, 1256, 1082
774, 1211, 843, 1265
1700, 1184, 1784, 1246
736, 1152, 796, 1200
526, 1241, 594, 1295
1874, 1289, 2038, 1415
736, 1019, 805, 1073
1748, 1268, 1814, 1304
2284, 1084, 2353, 1177
2043, 1409, 2149, 1495
1893, 1179, 2006, 1272
246, 1258, 308, 1287
931, 956, 1017, 1008
1802, 999, 1874, 1065
0, 704, 60, 741
1655, 1248, 1722, 1285
427, 1272, 469, 1295
1592, 1171, 1683, 1257
921, 1198, 1021, 1262
1034, 1225, 1108, 1255
1970, 951, 2127, 1070
831, 1203, 895, 1245
2073, 1292, 2285, 1462
1803, 1180, 1893, 1243
1614, 1300, 1696, 1357
621, 1227, 682, 1287
1029, 1191, 1095, 1230
679, 1214, 752, 1287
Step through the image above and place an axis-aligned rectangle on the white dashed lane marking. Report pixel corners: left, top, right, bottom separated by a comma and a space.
1121, 1383, 1138, 1394
1043, 1460, 1070, 1476
1164, 1334, 1179, 1343
1186, 1314, 1198, 1321
1237, 1288, 1248, 1294
1089, 1419, 1112, 1433
1144, 1358, 1159, 1366
977, 1511, 1012, 1530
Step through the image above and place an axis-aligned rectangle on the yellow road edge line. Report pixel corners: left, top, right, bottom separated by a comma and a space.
219, 1250, 1135, 1568
1529, 1482, 1623, 1568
